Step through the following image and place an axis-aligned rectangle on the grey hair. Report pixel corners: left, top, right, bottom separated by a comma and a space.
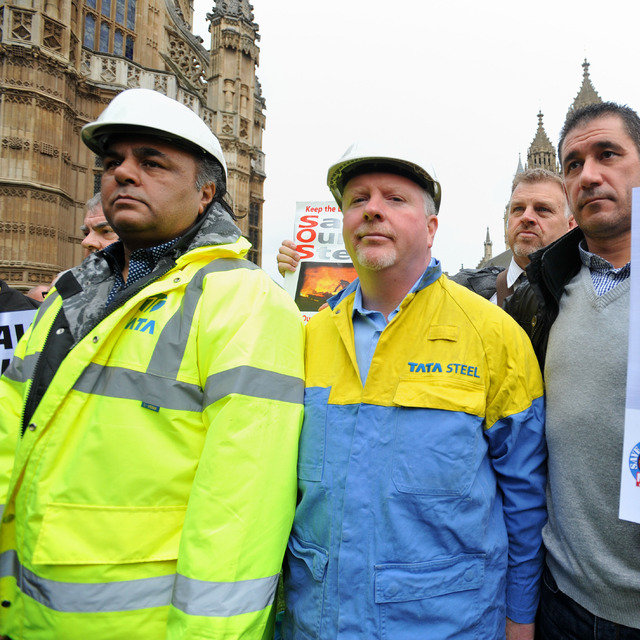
85, 192, 102, 213
195, 156, 241, 221
195, 156, 225, 192
422, 190, 437, 217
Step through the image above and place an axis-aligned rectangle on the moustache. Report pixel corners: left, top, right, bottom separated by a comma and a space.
355, 225, 396, 240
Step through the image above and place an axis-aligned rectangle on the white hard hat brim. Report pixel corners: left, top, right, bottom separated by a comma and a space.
81, 89, 227, 178
327, 142, 441, 213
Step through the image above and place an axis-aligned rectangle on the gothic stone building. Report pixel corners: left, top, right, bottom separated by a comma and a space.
0, 0, 266, 291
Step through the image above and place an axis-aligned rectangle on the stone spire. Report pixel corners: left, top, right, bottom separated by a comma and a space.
210, 0, 257, 27
567, 58, 602, 116
481, 227, 493, 265
516, 153, 524, 175
527, 111, 558, 173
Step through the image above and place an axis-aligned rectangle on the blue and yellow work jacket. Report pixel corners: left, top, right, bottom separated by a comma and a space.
0, 203, 305, 639
283, 264, 546, 639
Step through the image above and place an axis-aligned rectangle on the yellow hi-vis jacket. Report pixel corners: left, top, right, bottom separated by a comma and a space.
0, 205, 305, 639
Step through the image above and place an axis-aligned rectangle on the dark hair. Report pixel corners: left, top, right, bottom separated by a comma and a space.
195, 155, 241, 221
558, 102, 640, 168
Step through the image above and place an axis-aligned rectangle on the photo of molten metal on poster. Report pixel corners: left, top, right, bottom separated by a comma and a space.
294, 261, 357, 312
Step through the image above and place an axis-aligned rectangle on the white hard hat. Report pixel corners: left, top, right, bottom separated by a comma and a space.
81, 88, 227, 178
327, 141, 441, 213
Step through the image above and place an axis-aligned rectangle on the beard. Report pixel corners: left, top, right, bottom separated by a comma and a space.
511, 236, 544, 259
574, 197, 632, 240
353, 244, 398, 271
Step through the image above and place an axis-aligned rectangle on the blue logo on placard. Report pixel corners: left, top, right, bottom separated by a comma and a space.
628, 442, 640, 487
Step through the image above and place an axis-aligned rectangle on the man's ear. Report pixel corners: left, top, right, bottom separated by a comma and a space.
198, 183, 216, 214
426, 214, 438, 249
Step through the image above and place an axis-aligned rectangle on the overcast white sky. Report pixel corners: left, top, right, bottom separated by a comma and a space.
192, 0, 640, 281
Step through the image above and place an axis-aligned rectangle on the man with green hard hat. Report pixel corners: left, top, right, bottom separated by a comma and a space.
0, 88, 304, 640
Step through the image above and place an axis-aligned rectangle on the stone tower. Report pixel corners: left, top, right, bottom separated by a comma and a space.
207, 1, 266, 266
567, 58, 602, 117
477, 226, 492, 268
0, 0, 266, 291
526, 111, 558, 173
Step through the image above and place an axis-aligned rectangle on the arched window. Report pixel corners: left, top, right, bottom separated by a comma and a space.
83, 12, 96, 47
83, 0, 136, 59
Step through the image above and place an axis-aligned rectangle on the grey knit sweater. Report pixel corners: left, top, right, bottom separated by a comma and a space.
543, 265, 639, 628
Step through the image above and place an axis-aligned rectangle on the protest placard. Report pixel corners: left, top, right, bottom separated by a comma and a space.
619, 187, 640, 523
0, 309, 37, 374
284, 202, 356, 323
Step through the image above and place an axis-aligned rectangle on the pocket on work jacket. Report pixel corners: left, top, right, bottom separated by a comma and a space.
374, 553, 485, 639
33, 503, 187, 565
283, 534, 328, 640
391, 377, 486, 496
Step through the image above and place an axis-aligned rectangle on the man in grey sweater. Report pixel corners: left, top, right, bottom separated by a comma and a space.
506, 102, 639, 638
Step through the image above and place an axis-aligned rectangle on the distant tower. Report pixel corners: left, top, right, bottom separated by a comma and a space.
567, 58, 602, 117
477, 227, 493, 267
207, 0, 266, 265
527, 111, 558, 173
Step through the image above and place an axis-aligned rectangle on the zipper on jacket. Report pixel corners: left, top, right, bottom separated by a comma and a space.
19, 259, 177, 436
20, 307, 63, 437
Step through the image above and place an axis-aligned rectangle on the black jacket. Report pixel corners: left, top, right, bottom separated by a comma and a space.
449, 266, 504, 300
504, 227, 585, 369
0, 279, 40, 312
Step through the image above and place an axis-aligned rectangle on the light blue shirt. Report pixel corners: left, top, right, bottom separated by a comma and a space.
352, 258, 438, 383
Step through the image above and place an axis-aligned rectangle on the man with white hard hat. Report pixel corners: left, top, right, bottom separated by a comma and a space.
0, 88, 304, 640
282, 142, 546, 640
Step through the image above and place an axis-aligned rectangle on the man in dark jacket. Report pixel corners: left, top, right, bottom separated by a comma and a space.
451, 168, 574, 306
0, 280, 40, 312
505, 102, 639, 639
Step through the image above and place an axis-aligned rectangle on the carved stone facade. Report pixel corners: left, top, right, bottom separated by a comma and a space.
207, 0, 265, 264
0, 0, 266, 290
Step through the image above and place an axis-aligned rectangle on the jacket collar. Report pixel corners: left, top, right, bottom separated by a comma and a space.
526, 227, 585, 303
327, 259, 443, 311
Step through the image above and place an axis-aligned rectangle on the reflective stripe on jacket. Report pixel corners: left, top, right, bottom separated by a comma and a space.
0, 208, 305, 640
284, 267, 546, 639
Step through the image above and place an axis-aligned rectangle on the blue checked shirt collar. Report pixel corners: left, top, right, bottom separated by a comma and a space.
104, 238, 179, 306
578, 240, 631, 296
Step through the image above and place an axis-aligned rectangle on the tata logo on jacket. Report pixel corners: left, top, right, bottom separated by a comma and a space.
408, 361, 481, 378
124, 294, 168, 335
